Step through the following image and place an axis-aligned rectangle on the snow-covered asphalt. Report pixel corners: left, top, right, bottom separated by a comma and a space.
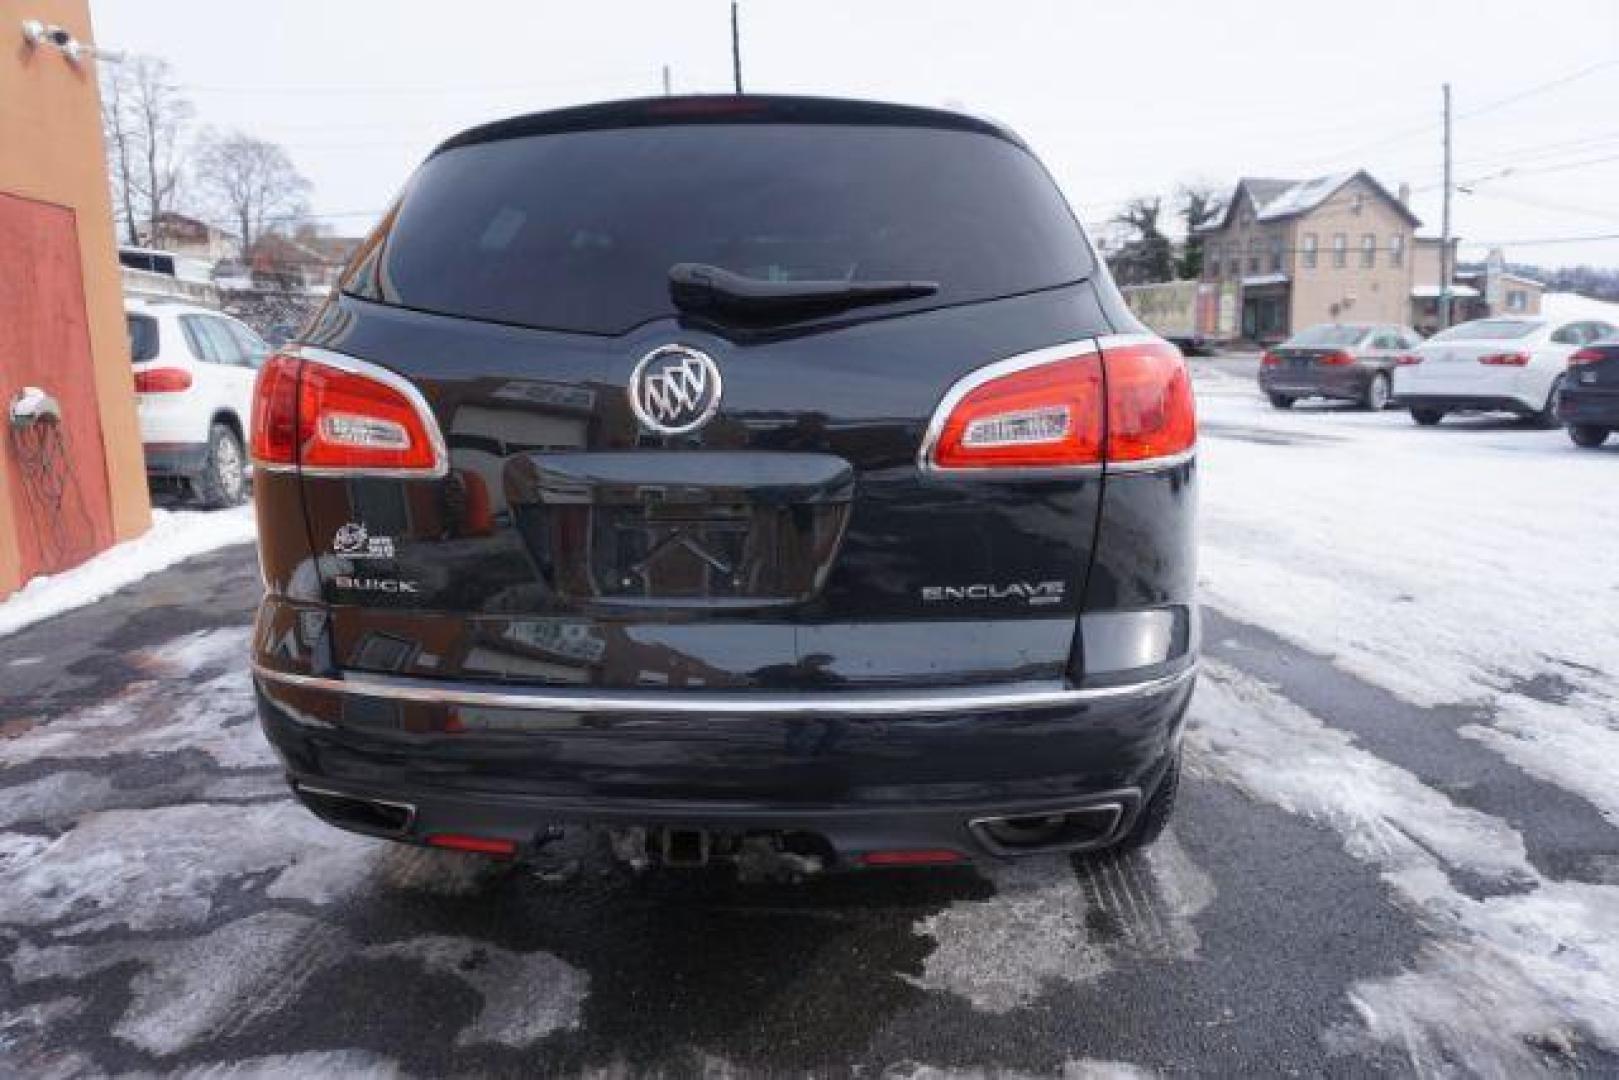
2, 359, 1617, 1078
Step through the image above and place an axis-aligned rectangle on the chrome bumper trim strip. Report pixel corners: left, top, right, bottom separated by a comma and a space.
253, 661, 1198, 717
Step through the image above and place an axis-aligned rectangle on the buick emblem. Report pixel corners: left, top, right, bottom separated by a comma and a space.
629, 345, 723, 435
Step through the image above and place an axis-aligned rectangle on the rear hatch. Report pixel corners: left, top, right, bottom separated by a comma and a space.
290, 99, 1121, 692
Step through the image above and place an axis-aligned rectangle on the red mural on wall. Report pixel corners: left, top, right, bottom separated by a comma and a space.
0, 191, 115, 580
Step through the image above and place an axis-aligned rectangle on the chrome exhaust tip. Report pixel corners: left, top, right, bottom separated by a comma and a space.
295, 783, 416, 836
968, 801, 1127, 857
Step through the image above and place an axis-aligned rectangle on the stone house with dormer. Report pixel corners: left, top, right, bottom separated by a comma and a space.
1197, 171, 1428, 342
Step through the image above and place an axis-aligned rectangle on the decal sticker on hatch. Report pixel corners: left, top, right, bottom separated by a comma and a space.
332, 522, 396, 560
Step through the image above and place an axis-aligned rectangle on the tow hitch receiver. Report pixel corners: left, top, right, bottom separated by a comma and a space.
605, 826, 827, 880
661, 827, 711, 868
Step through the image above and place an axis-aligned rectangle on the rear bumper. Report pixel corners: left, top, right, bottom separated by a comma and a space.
1558, 387, 1619, 427
142, 441, 209, 477
252, 658, 1196, 864
1394, 393, 1538, 415
1258, 366, 1374, 401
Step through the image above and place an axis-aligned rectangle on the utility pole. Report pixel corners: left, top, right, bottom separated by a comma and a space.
1439, 83, 1454, 329
731, 1, 743, 94
662, 64, 671, 96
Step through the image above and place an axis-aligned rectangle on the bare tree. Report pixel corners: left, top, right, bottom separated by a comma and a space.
99, 56, 192, 247
194, 131, 312, 257
99, 64, 141, 245
1175, 182, 1226, 279
1108, 197, 1175, 285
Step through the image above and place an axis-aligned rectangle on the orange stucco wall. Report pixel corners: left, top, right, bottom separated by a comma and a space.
0, 0, 149, 597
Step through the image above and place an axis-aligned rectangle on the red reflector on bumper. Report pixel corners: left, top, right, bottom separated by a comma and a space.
426, 833, 517, 857
858, 849, 964, 867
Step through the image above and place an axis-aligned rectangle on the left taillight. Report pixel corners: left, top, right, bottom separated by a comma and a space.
250, 349, 448, 477
133, 367, 193, 393
922, 336, 1195, 473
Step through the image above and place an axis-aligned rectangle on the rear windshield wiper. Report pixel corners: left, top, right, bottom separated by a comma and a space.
669, 263, 939, 322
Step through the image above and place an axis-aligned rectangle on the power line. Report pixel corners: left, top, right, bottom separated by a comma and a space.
1456, 58, 1619, 121
1280, 57, 1619, 176
1464, 187, 1619, 224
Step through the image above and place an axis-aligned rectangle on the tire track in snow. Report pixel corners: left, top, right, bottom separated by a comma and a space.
1191, 660, 1619, 1075
909, 833, 1214, 1012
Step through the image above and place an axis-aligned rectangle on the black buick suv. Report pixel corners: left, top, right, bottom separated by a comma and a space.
248, 95, 1199, 873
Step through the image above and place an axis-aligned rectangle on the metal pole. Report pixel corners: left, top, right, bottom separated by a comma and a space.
662, 64, 671, 96
731, 1, 743, 94
1439, 83, 1453, 329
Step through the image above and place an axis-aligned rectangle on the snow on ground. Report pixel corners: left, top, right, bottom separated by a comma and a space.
0, 505, 255, 638
1192, 365, 1619, 824
1191, 661, 1619, 1074
1541, 291, 1619, 323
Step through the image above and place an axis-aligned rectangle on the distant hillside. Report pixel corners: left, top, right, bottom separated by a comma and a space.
1458, 262, 1619, 302
1541, 292, 1619, 322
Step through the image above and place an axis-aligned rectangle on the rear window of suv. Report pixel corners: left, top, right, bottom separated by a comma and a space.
349, 123, 1093, 335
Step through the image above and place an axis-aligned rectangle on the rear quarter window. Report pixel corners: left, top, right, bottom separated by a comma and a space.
127, 314, 159, 362
350, 123, 1092, 335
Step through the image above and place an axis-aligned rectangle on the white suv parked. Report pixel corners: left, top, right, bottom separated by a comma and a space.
126, 299, 270, 506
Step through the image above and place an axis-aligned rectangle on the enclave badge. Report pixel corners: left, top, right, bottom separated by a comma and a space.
629, 345, 723, 435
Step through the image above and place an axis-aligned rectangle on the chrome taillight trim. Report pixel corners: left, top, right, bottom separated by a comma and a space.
248, 345, 450, 480
253, 661, 1198, 717
916, 334, 1197, 478
916, 338, 1104, 477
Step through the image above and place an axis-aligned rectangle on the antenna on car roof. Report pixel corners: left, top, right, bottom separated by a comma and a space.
730, 1, 744, 93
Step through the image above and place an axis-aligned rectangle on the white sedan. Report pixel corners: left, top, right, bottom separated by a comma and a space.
1393, 315, 1616, 427
127, 298, 270, 506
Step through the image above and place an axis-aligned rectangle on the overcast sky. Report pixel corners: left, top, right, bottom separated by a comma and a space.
91, 0, 1619, 269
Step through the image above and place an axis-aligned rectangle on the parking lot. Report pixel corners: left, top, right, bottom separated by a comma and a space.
2, 358, 1617, 1078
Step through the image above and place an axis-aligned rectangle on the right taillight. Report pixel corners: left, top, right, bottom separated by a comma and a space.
1319, 350, 1355, 366
1102, 337, 1198, 465
922, 336, 1195, 473
1479, 351, 1531, 367
133, 367, 193, 393
249, 348, 447, 477
1570, 347, 1605, 366
1395, 353, 1424, 366
250, 353, 302, 467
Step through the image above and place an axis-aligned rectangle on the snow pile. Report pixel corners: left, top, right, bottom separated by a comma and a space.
0, 505, 255, 638
1541, 291, 1619, 323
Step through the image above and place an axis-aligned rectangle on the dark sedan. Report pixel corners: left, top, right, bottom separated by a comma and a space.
1559, 337, 1619, 448
1259, 323, 1423, 410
